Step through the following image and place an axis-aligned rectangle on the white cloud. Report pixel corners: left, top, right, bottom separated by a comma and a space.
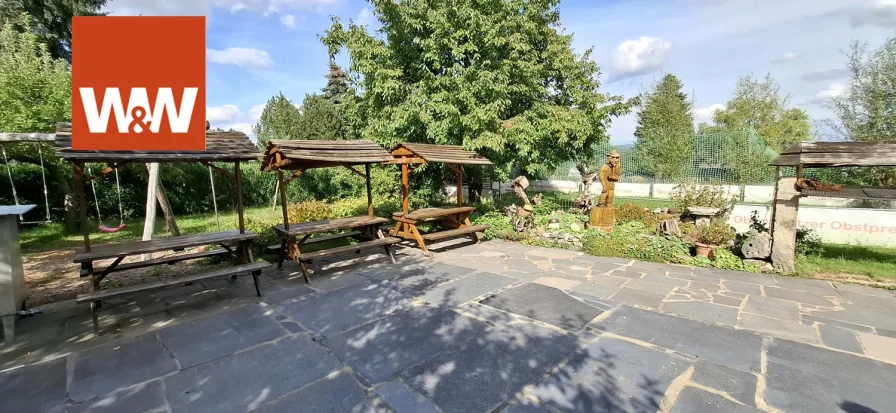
207, 47, 274, 70
206, 104, 266, 137
851, 0, 896, 28
214, 0, 341, 14
801, 68, 850, 82
695, 104, 724, 121
356, 7, 373, 26
611, 37, 672, 80
249, 104, 266, 119
103, 0, 340, 17
804, 83, 846, 105
207, 104, 243, 122
280, 14, 297, 28
771, 52, 800, 63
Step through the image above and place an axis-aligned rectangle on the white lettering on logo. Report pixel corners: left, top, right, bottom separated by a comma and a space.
78, 87, 198, 133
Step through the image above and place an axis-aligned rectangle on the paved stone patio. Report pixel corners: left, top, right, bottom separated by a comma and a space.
2, 239, 896, 412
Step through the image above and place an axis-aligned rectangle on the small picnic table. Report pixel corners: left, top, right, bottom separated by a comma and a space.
74, 230, 268, 335
272, 215, 399, 283
390, 206, 486, 257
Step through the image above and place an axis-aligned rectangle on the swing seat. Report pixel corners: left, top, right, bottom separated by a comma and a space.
98, 224, 127, 233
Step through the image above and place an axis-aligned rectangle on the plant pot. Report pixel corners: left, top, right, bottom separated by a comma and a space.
694, 242, 713, 257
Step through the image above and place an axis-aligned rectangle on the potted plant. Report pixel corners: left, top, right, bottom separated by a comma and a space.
693, 220, 735, 257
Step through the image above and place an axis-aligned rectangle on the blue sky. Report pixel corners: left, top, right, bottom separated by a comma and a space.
104, 0, 896, 143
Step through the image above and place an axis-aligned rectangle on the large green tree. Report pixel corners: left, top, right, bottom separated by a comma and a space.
0, 0, 107, 62
0, 13, 76, 229
321, 0, 632, 184
824, 36, 896, 186
633, 74, 694, 181
252, 92, 303, 149
297, 94, 345, 140
713, 73, 811, 152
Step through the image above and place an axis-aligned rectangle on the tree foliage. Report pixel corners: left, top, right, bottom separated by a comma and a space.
712, 73, 810, 152
0, 13, 71, 132
297, 94, 345, 140
321, 0, 633, 179
0, 0, 107, 62
321, 62, 350, 105
252, 92, 303, 149
633, 74, 694, 181
824, 36, 896, 186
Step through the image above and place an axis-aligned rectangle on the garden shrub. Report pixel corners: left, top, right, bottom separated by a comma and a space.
243, 216, 281, 253
670, 181, 737, 217
471, 211, 513, 239
615, 203, 660, 228
532, 198, 561, 215
287, 200, 332, 223
796, 228, 823, 256
581, 222, 691, 264
693, 220, 735, 246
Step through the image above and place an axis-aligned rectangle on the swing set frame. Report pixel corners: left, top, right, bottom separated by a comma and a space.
0, 132, 56, 224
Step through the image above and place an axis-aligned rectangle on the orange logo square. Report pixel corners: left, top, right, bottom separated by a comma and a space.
72, 16, 206, 151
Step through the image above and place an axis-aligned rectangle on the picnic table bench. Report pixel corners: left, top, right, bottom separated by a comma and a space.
74, 230, 267, 335
390, 206, 486, 256
272, 215, 399, 283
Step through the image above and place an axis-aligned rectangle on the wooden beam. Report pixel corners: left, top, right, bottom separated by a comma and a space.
278, 170, 291, 231
401, 163, 410, 215
365, 163, 373, 218
455, 164, 463, 206
73, 162, 91, 252
0, 133, 55, 142
342, 164, 367, 178
201, 161, 236, 180
235, 162, 245, 234
283, 169, 304, 186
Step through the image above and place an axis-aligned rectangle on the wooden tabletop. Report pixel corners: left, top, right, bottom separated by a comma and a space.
273, 215, 388, 237
393, 206, 475, 221
74, 230, 256, 263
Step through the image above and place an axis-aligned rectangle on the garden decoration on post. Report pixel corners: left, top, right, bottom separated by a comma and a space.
768, 141, 896, 272
260, 139, 400, 283
590, 149, 622, 232
55, 122, 268, 336
387, 143, 493, 257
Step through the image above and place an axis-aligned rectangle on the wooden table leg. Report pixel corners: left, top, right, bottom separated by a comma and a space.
408, 224, 431, 257
85, 261, 100, 335
289, 239, 311, 284
376, 227, 398, 264
464, 215, 481, 243
277, 238, 287, 270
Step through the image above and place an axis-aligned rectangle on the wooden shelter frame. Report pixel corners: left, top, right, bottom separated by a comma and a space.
767, 141, 896, 271
386, 143, 493, 256
54, 122, 267, 334
260, 139, 400, 282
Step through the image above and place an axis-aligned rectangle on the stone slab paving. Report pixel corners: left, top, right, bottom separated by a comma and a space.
2, 240, 896, 413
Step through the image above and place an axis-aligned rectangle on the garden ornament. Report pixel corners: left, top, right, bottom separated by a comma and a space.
598, 149, 622, 207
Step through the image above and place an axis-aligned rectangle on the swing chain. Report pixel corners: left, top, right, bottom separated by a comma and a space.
2, 144, 23, 219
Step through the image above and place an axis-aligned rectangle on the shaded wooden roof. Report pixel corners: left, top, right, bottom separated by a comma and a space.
54, 123, 260, 162
389, 143, 493, 165
261, 139, 393, 171
769, 141, 896, 168
801, 187, 896, 200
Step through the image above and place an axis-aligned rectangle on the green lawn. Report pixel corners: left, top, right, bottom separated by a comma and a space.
797, 243, 896, 284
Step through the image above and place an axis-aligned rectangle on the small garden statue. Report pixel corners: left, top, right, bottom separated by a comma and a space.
590, 149, 622, 232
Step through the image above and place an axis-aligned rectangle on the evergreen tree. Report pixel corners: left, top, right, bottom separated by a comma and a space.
633, 74, 695, 181
321, 62, 350, 105
297, 94, 345, 140
0, 0, 108, 62
252, 92, 303, 149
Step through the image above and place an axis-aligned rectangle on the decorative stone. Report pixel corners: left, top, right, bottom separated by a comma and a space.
570, 222, 582, 232
686, 207, 721, 216
653, 208, 663, 214
743, 259, 774, 272
741, 231, 771, 259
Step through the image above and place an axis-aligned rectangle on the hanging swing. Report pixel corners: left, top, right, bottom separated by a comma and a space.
87, 164, 127, 233
2, 143, 53, 224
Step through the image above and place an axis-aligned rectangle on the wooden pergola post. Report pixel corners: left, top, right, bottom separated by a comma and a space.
73, 161, 91, 252
234, 161, 245, 234
456, 164, 463, 206
365, 163, 374, 218
401, 163, 409, 215
277, 170, 290, 231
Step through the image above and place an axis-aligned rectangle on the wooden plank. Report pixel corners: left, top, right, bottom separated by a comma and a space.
273, 216, 388, 236
77, 262, 269, 303
73, 230, 257, 262
297, 237, 400, 261
0, 133, 55, 142
268, 231, 363, 252
398, 206, 475, 220
421, 225, 488, 241
94, 249, 230, 274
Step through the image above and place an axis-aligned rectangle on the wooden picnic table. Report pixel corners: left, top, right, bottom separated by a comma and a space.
390, 206, 486, 256
74, 230, 268, 335
272, 215, 399, 283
